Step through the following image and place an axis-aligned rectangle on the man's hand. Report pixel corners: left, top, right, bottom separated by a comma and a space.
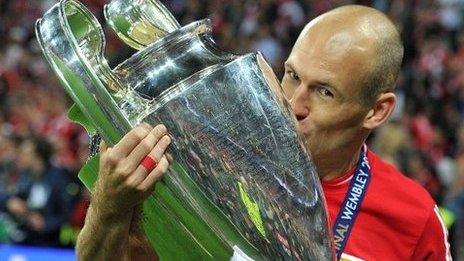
93, 123, 171, 219
76, 123, 171, 261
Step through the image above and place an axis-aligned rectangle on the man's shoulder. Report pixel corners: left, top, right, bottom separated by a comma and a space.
366, 149, 435, 215
352, 149, 438, 253
340, 150, 448, 261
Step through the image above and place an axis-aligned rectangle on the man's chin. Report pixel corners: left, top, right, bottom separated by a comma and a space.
296, 131, 311, 147
300, 137, 315, 153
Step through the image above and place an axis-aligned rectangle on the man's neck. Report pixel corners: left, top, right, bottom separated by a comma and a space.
315, 145, 363, 181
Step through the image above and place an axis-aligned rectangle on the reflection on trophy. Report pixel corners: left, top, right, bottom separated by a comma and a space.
35, 0, 334, 259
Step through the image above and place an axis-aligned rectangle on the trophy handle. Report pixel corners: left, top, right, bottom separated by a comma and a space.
36, 0, 131, 145
104, 0, 181, 50
64, 0, 124, 96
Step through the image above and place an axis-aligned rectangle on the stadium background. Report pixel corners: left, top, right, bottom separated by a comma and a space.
0, 0, 463, 259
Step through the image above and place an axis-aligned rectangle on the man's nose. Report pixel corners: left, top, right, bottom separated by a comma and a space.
289, 85, 310, 120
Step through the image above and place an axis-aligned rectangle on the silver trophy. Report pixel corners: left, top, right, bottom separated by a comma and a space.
36, 0, 334, 259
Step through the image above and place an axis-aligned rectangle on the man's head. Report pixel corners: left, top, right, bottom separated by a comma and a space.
17, 136, 53, 177
282, 5, 403, 167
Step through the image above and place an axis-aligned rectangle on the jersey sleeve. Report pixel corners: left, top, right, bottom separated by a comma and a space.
411, 205, 452, 261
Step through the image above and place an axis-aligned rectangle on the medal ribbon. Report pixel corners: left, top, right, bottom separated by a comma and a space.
332, 145, 371, 260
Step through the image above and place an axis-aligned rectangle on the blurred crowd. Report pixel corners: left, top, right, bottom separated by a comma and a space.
0, 0, 463, 258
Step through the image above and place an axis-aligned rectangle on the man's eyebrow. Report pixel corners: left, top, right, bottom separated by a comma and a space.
284, 62, 342, 97
284, 62, 295, 71
314, 80, 334, 89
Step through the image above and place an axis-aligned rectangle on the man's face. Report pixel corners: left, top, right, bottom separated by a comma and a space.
17, 140, 35, 169
281, 24, 374, 162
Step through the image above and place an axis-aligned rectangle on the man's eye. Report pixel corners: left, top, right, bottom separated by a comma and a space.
287, 71, 300, 81
318, 87, 334, 98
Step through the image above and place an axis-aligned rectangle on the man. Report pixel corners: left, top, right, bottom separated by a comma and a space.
280, 5, 450, 260
1, 136, 72, 246
76, 5, 451, 260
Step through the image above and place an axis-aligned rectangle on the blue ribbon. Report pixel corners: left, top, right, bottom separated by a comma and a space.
332, 145, 371, 260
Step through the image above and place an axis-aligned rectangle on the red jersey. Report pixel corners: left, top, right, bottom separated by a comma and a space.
322, 149, 452, 261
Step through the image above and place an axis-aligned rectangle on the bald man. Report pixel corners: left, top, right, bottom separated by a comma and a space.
281, 5, 450, 260
76, 5, 451, 261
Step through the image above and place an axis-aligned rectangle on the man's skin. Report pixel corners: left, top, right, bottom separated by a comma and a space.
76, 5, 403, 260
76, 123, 171, 260
282, 6, 402, 180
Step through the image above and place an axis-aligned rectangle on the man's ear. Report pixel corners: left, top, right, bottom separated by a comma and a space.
362, 92, 396, 130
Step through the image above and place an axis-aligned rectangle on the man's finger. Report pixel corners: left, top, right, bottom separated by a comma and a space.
123, 124, 167, 172
111, 123, 152, 157
166, 153, 174, 164
139, 155, 169, 192
149, 135, 171, 164
99, 140, 108, 153
126, 130, 169, 186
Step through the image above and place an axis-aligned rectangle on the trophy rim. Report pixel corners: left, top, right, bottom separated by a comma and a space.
114, 19, 212, 72
140, 53, 259, 118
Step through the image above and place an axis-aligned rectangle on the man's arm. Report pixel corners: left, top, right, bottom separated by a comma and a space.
76, 123, 171, 260
76, 197, 133, 260
127, 208, 159, 261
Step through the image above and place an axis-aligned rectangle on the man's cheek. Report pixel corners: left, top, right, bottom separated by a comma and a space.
281, 81, 296, 99
282, 89, 293, 101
